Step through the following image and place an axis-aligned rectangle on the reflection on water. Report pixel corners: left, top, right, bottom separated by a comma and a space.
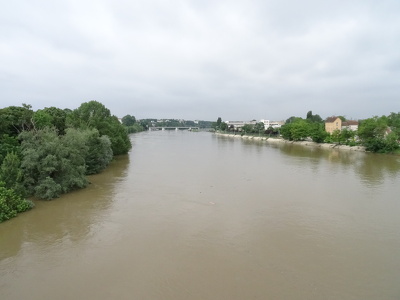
1, 132, 400, 300
278, 142, 400, 187
0, 155, 130, 260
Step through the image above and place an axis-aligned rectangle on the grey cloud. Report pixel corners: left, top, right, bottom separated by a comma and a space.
1, 0, 399, 121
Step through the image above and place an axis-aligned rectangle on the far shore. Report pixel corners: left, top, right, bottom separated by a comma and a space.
214, 132, 367, 152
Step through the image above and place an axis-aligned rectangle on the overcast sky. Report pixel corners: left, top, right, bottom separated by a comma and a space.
1, 0, 399, 121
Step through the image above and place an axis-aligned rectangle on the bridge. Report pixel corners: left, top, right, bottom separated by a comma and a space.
149, 127, 199, 131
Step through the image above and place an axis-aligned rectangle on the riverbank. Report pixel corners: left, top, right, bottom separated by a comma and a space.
215, 132, 367, 152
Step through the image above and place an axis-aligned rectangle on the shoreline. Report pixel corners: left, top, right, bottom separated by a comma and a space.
214, 132, 367, 152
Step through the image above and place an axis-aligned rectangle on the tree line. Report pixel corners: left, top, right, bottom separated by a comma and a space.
213, 111, 400, 154
0, 101, 139, 222
280, 111, 400, 153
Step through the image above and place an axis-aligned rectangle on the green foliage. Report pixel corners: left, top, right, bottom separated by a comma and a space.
0, 152, 26, 196
67, 100, 111, 130
41, 107, 67, 134
212, 117, 223, 130
285, 116, 298, 124
79, 128, 113, 174
126, 123, 145, 134
67, 101, 131, 155
358, 116, 388, 141
0, 104, 34, 136
241, 124, 254, 134
197, 120, 213, 128
388, 112, 400, 135
309, 123, 328, 143
121, 115, 136, 126
220, 122, 228, 131
253, 122, 265, 134
331, 129, 344, 144
104, 116, 132, 155
384, 132, 400, 152
0, 134, 21, 166
0, 185, 34, 222
306, 111, 323, 123
281, 119, 310, 141
358, 116, 399, 153
340, 128, 356, 144
19, 127, 88, 200
265, 126, 279, 136
32, 110, 53, 129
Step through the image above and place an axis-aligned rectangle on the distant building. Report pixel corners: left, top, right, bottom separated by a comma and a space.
225, 120, 257, 130
224, 119, 284, 131
325, 117, 358, 133
325, 117, 342, 134
341, 120, 359, 131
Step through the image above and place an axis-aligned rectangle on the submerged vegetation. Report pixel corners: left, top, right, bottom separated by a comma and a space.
0, 100, 142, 222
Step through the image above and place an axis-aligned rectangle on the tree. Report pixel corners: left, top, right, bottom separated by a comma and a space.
285, 116, 298, 124
212, 117, 223, 130
388, 112, 400, 135
331, 129, 343, 144
280, 123, 293, 140
290, 119, 309, 141
32, 110, 53, 130
340, 128, 356, 144
121, 115, 136, 126
79, 128, 113, 174
67, 101, 131, 155
241, 124, 254, 134
265, 126, 279, 137
358, 116, 387, 142
253, 122, 265, 134
0, 152, 26, 196
309, 123, 328, 143
41, 107, 67, 134
19, 127, 88, 200
357, 116, 399, 152
220, 122, 228, 131
0, 134, 20, 166
306, 111, 323, 123
0, 185, 34, 222
103, 116, 132, 155
67, 100, 111, 131
281, 118, 310, 141
0, 104, 34, 136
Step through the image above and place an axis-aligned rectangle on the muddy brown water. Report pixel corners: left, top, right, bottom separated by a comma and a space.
1, 131, 400, 299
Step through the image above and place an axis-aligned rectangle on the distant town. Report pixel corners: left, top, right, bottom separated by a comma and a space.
128, 110, 400, 154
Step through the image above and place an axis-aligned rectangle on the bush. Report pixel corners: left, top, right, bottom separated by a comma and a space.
19, 127, 88, 200
0, 185, 34, 222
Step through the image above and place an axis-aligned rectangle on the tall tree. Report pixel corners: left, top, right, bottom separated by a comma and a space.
67, 101, 131, 155
0, 152, 25, 196
19, 127, 88, 200
0, 104, 34, 136
121, 115, 136, 126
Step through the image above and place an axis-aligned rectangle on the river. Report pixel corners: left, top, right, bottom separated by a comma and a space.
1, 131, 400, 299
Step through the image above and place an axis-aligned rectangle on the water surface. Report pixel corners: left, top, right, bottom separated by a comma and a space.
1, 131, 400, 299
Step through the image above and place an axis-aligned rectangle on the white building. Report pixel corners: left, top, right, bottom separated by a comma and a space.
260, 119, 284, 129
224, 120, 257, 130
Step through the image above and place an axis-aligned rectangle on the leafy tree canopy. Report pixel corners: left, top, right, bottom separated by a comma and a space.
67, 101, 131, 155
0, 104, 34, 136
306, 111, 323, 123
121, 115, 136, 126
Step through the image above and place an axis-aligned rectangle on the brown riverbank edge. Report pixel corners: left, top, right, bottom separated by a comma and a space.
215, 132, 366, 152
